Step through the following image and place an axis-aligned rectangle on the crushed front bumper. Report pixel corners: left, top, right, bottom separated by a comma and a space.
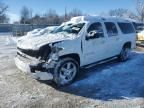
15, 55, 54, 80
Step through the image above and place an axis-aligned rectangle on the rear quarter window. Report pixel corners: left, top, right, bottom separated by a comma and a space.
118, 23, 135, 34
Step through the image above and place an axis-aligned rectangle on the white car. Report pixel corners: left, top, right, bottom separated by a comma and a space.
15, 16, 136, 86
137, 30, 144, 41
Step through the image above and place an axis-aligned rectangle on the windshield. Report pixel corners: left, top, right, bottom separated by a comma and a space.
52, 23, 85, 34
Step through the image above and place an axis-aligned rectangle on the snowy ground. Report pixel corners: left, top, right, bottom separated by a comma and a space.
0, 35, 144, 108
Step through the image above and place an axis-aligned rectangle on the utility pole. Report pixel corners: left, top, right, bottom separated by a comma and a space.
65, 6, 67, 21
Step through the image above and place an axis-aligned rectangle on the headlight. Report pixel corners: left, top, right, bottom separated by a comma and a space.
51, 46, 63, 53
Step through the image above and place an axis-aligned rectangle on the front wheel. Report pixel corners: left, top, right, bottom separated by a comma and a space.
54, 57, 79, 86
119, 46, 131, 62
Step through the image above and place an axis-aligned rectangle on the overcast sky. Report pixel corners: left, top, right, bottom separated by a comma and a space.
4, 0, 137, 23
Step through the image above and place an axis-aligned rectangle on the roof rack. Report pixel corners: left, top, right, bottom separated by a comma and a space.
70, 15, 136, 23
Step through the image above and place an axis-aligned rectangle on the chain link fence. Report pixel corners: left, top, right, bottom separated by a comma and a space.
0, 24, 59, 37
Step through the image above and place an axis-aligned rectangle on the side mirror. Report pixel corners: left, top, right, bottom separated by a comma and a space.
87, 30, 97, 37
86, 30, 102, 40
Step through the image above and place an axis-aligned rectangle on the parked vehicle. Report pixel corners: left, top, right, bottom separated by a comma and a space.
132, 22, 144, 33
131, 21, 144, 41
27, 28, 42, 36
17, 26, 58, 43
15, 16, 136, 86
27, 26, 58, 36
137, 30, 144, 41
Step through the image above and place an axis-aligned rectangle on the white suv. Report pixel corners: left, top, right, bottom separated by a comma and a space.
15, 16, 136, 86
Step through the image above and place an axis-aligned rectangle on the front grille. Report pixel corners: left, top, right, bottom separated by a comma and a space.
17, 44, 51, 60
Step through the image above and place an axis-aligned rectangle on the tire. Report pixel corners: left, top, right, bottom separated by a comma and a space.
53, 57, 79, 86
119, 46, 131, 62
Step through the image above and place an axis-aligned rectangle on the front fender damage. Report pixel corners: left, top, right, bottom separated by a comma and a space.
29, 43, 64, 80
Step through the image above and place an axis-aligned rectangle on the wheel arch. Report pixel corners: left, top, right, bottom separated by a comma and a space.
59, 53, 80, 65
123, 41, 132, 49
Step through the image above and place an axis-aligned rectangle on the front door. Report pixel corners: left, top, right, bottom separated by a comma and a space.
82, 22, 107, 65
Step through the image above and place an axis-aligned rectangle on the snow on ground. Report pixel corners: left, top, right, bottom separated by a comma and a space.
5, 36, 17, 45
0, 33, 18, 46
65, 51, 144, 100
0, 35, 144, 108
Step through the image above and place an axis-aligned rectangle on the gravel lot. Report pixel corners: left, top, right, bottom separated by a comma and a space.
0, 36, 144, 108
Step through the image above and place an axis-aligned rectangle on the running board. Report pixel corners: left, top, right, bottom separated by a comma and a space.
82, 56, 118, 69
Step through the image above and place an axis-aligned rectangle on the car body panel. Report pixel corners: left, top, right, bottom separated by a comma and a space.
15, 16, 136, 81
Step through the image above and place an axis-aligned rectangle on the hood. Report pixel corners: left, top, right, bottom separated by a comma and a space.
17, 32, 77, 50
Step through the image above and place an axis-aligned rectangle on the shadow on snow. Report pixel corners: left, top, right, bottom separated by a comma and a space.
40, 52, 144, 101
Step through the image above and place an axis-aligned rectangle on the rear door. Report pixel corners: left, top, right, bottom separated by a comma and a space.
104, 22, 121, 58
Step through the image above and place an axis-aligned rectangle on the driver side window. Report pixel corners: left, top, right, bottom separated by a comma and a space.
87, 22, 104, 39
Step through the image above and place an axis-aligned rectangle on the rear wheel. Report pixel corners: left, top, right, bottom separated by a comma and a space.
119, 46, 131, 62
54, 57, 79, 86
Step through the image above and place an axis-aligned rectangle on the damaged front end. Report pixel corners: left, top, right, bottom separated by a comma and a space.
15, 42, 63, 81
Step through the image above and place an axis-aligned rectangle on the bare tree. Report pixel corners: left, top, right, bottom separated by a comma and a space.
20, 6, 31, 24
68, 8, 83, 19
44, 9, 61, 25
125, 10, 138, 19
109, 8, 128, 17
31, 14, 41, 24
0, 1, 9, 23
109, 1, 144, 22
19, 8, 84, 25
136, 0, 144, 21
108, 8, 137, 20
31, 14, 46, 25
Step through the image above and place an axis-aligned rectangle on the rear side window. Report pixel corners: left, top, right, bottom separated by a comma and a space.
118, 23, 135, 34
104, 22, 118, 37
